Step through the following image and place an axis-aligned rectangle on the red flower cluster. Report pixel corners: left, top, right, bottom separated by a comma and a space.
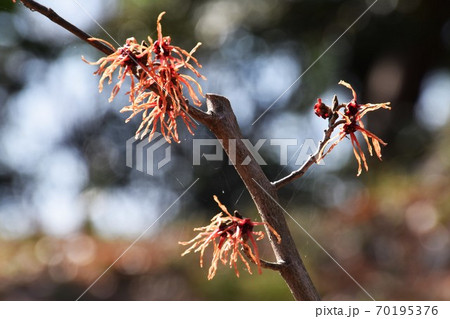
179, 195, 281, 280
83, 12, 205, 143
316, 81, 391, 176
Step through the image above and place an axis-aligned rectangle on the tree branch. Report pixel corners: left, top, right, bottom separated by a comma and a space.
198, 94, 320, 300
17, 0, 321, 300
18, 0, 114, 56
18, 0, 216, 122
272, 96, 345, 189
18, 0, 214, 120
185, 99, 213, 124
242, 246, 286, 271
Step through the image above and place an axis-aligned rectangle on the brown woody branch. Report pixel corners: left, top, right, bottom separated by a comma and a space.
242, 246, 285, 271
272, 96, 345, 189
16, 0, 195, 111
18, 0, 321, 300
184, 99, 211, 123
18, 0, 115, 56
194, 94, 320, 300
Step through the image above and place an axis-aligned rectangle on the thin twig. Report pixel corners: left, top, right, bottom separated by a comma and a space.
18, 0, 114, 55
242, 246, 286, 271
272, 96, 345, 189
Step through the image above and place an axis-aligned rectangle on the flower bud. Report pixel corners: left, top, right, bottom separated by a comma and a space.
314, 98, 332, 119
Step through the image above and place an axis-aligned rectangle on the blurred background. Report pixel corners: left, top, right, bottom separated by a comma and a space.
0, 0, 449, 300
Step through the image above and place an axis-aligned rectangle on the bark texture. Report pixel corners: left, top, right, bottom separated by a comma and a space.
190, 94, 320, 300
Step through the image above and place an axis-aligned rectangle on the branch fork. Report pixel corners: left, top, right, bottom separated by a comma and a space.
16, 0, 321, 300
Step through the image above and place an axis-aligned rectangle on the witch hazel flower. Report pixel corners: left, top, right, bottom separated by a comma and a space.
83, 12, 205, 143
315, 81, 391, 176
82, 37, 147, 102
179, 195, 281, 280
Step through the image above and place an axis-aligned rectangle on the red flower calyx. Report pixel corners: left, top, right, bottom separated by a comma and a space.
314, 98, 332, 119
